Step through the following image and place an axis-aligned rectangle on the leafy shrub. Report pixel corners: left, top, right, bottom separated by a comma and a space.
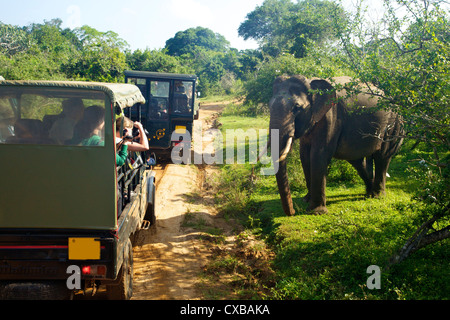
327, 159, 360, 186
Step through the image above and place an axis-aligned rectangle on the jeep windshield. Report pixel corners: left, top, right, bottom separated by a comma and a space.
0, 87, 107, 146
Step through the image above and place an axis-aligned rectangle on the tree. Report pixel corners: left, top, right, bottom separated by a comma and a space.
238, 49, 264, 78
238, 0, 296, 56
0, 22, 31, 56
126, 48, 192, 74
193, 49, 227, 96
238, 0, 347, 57
165, 27, 230, 57
336, 0, 449, 265
65, 25, 128, 82
0, 20, 73, 80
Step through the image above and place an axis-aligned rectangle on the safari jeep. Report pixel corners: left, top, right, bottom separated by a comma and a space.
0, 80, 156, 299
124, 70, 199, 160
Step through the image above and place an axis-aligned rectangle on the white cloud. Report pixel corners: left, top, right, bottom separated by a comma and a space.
169, 0, 213, 25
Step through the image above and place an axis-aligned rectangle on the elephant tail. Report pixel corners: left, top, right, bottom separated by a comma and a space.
382, 113, 404, 159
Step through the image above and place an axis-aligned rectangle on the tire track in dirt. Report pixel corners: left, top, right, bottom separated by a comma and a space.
131, 103, 225, 300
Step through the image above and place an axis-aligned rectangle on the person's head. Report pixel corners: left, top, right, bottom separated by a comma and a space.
62, 98, 85, 122
75, 105, 105, 140
116, 116, 133, 136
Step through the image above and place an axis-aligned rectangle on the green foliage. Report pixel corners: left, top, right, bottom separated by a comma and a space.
213, 108, 449, 300
337, 0, 449, 152
335, 0, 449, 262
165, 27, 229, 56
126, 48, 192, 74
238, 49, 264, 79
327, 159, 360, 186
1, 0, 448, 299
0, 18, 268, 98
0, 22, 31, 56
239, 0, 348, 57
65, 25, 128, 82
0, 20, 128, 82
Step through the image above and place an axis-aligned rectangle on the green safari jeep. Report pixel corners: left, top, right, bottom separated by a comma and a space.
0, 80, 156, 299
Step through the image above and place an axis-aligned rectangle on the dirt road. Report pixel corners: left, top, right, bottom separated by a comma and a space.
131, 104, 226, 300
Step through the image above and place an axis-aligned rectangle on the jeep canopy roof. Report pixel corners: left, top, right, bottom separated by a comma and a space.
0, 80, 146, 110
124, 70, 197, 82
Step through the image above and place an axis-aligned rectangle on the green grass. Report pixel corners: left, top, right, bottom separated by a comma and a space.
211, 103, 450, 300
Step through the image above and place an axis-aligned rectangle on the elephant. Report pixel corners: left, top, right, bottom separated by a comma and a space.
269, 75, 404, 216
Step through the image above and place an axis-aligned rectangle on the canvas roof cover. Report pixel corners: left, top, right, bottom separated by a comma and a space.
0, 80, 146, 109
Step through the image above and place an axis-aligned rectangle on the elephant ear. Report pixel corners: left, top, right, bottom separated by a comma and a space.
309, 79, 337, 125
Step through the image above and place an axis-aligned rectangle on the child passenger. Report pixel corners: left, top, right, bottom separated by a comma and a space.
115, 116, 149, 152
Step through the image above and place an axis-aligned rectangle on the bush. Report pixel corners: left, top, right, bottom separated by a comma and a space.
327, 159, 360, 186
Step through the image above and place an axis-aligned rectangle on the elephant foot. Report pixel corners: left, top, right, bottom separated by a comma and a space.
366, 189, 386, 199
302, 193, 311, 203
308, 205, 328, 215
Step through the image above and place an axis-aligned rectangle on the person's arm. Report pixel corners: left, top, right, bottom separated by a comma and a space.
127, 122, 149, 152
116, 143, 128, 167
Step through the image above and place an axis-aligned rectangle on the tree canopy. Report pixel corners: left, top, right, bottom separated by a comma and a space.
165, 26, 230, 56
0, 0, 448, 296
238, 0, 347, 57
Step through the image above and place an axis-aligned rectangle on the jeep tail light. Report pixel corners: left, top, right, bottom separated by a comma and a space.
82, 265, 107, 276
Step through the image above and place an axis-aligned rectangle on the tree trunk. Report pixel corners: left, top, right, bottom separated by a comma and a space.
387, 206, 450, 268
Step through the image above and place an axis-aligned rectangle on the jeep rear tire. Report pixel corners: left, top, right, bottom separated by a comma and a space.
144, 180, 156, 226
106, 238, 133, 300
0, 281, 70, 300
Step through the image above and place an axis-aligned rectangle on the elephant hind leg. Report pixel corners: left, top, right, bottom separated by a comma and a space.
371, 153, 392, 198
348, 158, 374, 197
300, 142, 311, 203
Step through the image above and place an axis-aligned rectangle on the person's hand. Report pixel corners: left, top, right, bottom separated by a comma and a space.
134, 121, 144, 131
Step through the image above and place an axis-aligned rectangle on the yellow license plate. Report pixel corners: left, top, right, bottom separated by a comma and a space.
68, 238, 100, 260
175, 126, 186, 134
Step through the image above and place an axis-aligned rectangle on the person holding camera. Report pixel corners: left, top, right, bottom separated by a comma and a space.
129, 121, 149, 152
115, 117, 149, 167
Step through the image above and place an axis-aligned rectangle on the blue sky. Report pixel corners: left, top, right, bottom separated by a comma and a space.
0, 0, 265, 51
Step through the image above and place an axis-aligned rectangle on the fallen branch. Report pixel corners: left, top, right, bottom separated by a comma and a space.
387, 205, 450, 269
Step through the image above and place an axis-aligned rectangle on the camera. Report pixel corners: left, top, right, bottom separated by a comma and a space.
122, 129, 134, 141
122, 125, 148, 141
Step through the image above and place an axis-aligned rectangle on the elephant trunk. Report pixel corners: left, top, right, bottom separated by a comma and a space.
269, 92, 297, 216
270, 123, 296, 216
275, 157, 296, 216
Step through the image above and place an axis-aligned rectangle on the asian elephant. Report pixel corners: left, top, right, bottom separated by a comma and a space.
269, 75, 404, 216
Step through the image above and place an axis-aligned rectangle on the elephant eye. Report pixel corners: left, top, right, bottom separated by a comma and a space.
293, 102, 310, 114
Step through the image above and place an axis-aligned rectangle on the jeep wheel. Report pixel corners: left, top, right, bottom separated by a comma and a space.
0, 281, 70, 300
107, 238, 133, 300
144, 180, 156, 226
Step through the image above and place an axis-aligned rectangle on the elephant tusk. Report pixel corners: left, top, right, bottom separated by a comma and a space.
278, 137, 293, 162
